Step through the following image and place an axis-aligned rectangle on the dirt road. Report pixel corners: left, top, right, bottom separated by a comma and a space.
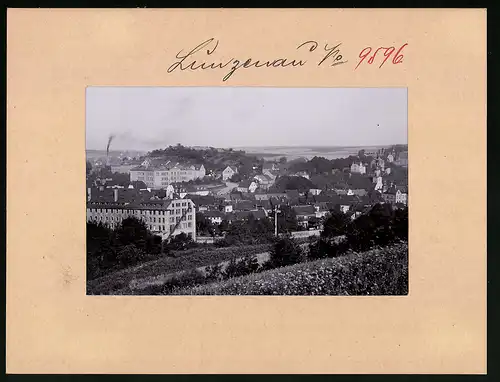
215, 182, 238, 196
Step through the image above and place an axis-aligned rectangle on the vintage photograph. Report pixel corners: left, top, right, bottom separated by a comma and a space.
86, 87, 408, 296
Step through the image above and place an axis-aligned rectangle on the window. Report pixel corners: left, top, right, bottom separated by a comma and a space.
182, 208, 186, 214
188, 215, 192, 221
188, 222, 192, 228
170, 217, 175, 223
153, 217, 156, 223
176, 209, 180, 215
182, 202, 186, 207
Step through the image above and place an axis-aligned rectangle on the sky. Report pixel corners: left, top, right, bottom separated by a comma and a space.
86, 87, 407, 151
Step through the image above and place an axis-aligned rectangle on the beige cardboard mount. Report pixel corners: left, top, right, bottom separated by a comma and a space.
7, 9, 486, 374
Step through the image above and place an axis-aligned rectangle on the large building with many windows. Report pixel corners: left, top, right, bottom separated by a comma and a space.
130, 162, 206, 189
87, 197, 196, 240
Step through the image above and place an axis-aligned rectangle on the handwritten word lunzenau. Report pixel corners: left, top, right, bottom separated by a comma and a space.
167, 38, 348, 82
355, 43, 408, 70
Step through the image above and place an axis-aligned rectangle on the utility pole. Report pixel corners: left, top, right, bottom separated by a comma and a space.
274, 205, 281, 237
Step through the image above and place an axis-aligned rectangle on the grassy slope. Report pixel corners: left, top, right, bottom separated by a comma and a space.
87, 244, 270, 294
174, 242, 408, 296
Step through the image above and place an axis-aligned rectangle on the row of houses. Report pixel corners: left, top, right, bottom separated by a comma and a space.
198, 197, 371, 229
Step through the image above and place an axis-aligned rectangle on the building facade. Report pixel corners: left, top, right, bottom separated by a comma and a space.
222, 166, 238, 181
395, 189, 408, 205
350, 162, 367, 174
87, 198, 196, 240
130, 164, 205, 188
395, 151, 408, 167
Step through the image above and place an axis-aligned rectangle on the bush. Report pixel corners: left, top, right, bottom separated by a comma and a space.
175, 242, 408, 296
87, 244, 270, 294
308, 237, 350, 260
116, 244, 145, 267
164, 232, 197, 251
224, 255, 261, 279
269, 236, 305, 268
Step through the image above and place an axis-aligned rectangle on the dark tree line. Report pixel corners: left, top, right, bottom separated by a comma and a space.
309, 204, 408, 259
87, 217, 195, 280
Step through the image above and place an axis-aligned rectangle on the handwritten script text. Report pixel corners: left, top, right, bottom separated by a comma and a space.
167, 38, 348, 82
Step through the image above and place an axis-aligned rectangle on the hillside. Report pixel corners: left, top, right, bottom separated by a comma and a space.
87, 244, 270, 295
173, 242, 408, 296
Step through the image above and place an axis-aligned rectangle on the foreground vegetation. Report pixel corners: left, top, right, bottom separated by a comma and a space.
174, 242, 408, 295
87, 244, 269, 295
88, 202, 408, 295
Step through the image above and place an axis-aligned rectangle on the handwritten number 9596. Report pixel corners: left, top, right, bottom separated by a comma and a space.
355, 43, 408, 70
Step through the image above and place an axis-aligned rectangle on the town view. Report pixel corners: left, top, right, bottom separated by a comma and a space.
86, 87, 408, 295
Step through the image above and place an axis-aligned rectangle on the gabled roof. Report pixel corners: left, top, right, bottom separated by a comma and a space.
234, 200, 255, 211
230, 193, 243, 201
352, 189, 368, 196
293, 205, 316, 216
130, 165, 151, 171
256, 199, 272, 209
231, 210, 267, 220
238, 180, 254, 188
202, 210, 225, 218
186, 194, 218, 206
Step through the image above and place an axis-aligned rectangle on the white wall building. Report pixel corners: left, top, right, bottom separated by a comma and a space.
130, 163, 206, 188
87, 198, 197, 240
222, 166, 238, 181
350, 162, 366, 175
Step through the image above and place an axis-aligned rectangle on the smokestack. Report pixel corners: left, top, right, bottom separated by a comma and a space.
114, 188, 119, 202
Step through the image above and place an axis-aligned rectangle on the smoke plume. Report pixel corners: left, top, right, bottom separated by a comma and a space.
106, 134, 115, 156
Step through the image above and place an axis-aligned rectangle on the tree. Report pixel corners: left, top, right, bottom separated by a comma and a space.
165, 232, 195, 251
147, 234, 163, 255
229, 173, 243, 183
308, 216, 320, 230
308, 238, 335, 260
345, 214, 375, 251
276, 205, 298, 233
86, 160, 93, 175
269, 236, 304, 268
218, 219, 230, 233
393, 206, 408, 241
279, 156, 287, 164
86, 221, 115, 279
196, 212, 216, 236
321, 210, 349, 238
115, 217, 150, 249
275, 176, 315, 193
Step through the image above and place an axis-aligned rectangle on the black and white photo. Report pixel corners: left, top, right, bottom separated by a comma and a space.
86, 87, 408, 296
